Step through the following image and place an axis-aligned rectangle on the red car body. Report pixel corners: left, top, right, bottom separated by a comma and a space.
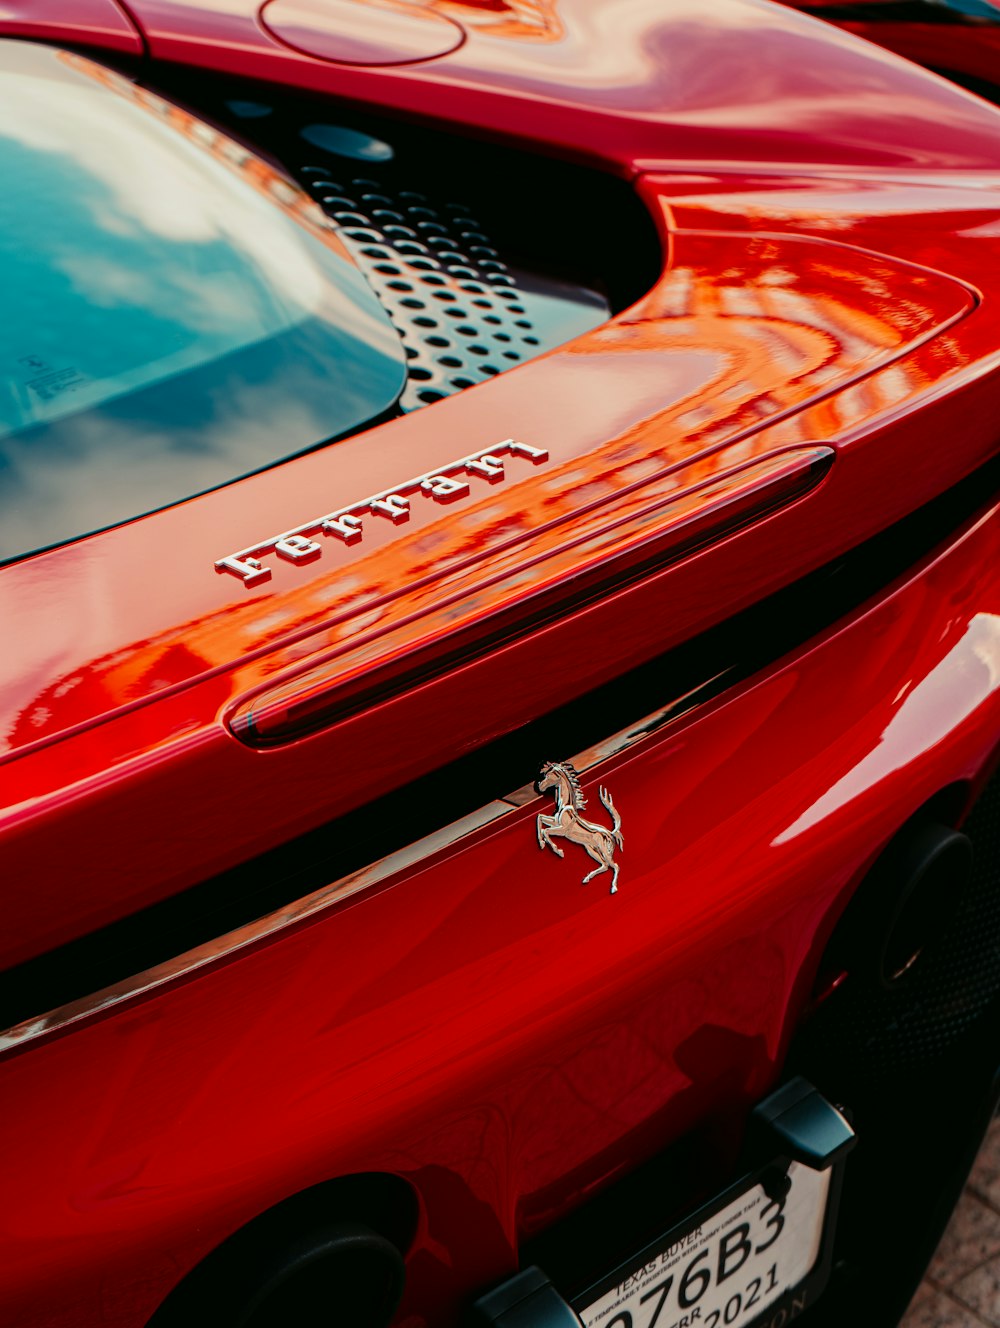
776, 0, 1000, 108
3, 2, 1000, 1325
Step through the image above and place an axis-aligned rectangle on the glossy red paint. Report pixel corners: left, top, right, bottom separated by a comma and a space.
779, 0, 1000, 104
103, 0, 1000, 172
0, 0, 143, 52
4, 159, 1000, 970
259, 0, 466, 65
5, 2, 1000, 1324
4, 476, 1000, 1328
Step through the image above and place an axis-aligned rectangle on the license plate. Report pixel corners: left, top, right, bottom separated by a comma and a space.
576, 1162, 831, 1328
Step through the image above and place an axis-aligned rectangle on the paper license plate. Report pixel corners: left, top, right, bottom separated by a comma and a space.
577, 1162, 831, 1328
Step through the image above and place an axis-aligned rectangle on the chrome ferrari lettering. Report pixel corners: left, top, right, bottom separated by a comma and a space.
421, 474, 470, 501
369, 494, 411, 522
215, 553, 271, 587
508, 441, 548, 461
275, 533, 321, 562
322, 512, 363, 543
215, 439, 549, 587
536, 760, 623, 894
465, 454, 505, 481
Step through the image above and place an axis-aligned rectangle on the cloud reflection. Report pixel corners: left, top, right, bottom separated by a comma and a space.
0, 43, 405, 557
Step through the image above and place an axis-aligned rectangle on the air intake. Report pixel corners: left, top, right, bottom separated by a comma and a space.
297, 166, 609, 410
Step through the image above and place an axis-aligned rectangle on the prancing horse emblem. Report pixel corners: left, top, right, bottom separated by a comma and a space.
536, 761, 623, 893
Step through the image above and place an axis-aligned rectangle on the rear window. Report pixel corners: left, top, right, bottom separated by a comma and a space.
0, 44, 406, 563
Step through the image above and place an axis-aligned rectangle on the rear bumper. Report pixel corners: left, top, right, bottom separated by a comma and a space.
4, 488, 1000, 1327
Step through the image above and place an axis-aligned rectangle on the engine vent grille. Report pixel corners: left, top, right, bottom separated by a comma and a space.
139, 71, 645, 417
297, 166, 606, 411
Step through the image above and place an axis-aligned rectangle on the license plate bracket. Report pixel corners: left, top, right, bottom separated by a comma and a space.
573, 1160, 831, 1328
571, 1081, 855, 1328
469, 1081, 854, 1328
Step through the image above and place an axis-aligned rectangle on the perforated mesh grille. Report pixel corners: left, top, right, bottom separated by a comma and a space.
298, 167, 599, 411
803, 766, 1000, 1083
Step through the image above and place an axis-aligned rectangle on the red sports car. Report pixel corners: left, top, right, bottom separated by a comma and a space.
2, 1, 1000, 1325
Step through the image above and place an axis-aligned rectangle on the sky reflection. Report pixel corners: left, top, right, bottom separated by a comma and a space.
0, 43, 405, 558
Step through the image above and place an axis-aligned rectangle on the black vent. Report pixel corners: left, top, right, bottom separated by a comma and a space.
297, 168, 606, 410
142, 68, 653, 414
786, 671, 1000, 1328
800, 766, 1000, 1083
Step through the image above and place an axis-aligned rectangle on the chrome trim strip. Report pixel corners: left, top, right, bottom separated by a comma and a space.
572, 671, 732, 769
0, 668, 734, 1055
500, 671, 732, 807
0, 798, 514, 1055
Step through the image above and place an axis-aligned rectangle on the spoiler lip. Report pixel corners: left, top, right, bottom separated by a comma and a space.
229, 446, 834, 747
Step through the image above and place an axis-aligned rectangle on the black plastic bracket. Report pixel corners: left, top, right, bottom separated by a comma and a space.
748, 1076, 855, 1171
469, 1267, 580, 1328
